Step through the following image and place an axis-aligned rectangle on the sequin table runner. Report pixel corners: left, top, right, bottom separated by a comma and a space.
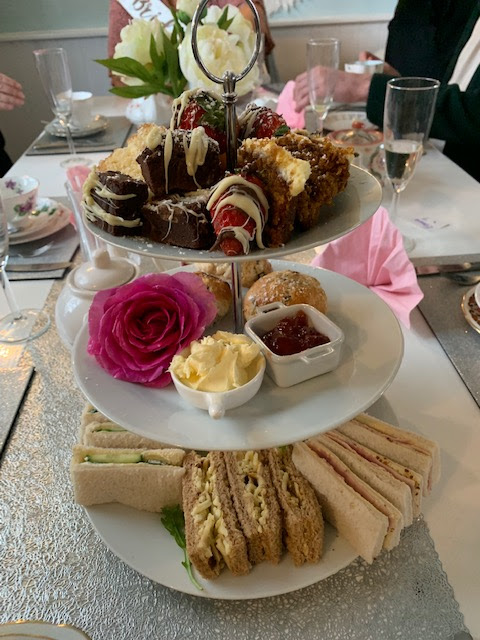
0, 279, 469, 640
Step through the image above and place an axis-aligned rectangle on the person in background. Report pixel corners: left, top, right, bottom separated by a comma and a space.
293, 0, 480, 182
0, 73, 25, 177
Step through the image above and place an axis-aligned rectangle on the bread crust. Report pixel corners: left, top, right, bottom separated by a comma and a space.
182, 451, 250, 580
71, 446, 184, 512
223, 450, 282, 565
267, 447, 324, 566
292, 442, 388, 564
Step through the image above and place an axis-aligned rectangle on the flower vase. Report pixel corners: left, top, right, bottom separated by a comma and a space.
125, 93, 173, 126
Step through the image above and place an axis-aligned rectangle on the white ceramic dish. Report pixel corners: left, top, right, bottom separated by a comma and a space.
461, 285, 480, 334
171, 349, 266, 419
0, 620, 91, 639
45, 114, 108, 138
475, 282, 480, 309
324, 110, 375, 132
245, 303, 344, 387
84, 165, 382, 262
9, 198, 71, 245
72, 261, 404, 451
85, 503, 356, 599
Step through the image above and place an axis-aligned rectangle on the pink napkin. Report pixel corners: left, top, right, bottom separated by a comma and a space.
66, 165, 91, 194
276, 80, 305, 129
311, 207, 423, 328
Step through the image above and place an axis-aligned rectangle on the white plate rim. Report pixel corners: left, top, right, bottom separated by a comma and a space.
84, 165, 382, 263
85, 502, 357, 599
0, 620, 91, 639
45, 115, 108, 138
324, 110, 375, 131
72, 260, 404, 451
10, 199, 72, 245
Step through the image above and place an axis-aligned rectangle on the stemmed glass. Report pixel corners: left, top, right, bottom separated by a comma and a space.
33, 47, 91, 168
306, 38, 340, 135
383, 77, 440, 252
0, 195, 50, 343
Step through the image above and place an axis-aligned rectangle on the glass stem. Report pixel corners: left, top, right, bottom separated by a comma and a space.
390, 189, 400, 224
64, 119, 76, 156
316, 113, 324, 136
1, 267, 22, 320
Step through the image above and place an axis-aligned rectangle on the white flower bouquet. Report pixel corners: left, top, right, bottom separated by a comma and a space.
96, 3, 258, 99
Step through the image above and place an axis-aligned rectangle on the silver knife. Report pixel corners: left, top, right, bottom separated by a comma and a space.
415, 262, 480, 276
6, 261, 73, 272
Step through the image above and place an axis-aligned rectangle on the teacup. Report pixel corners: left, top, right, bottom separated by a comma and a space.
71, 91, 93, 129
0, 175, 39, 232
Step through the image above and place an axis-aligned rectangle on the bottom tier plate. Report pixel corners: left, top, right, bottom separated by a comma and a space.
85, 503, 357, 599
72, 261, 404, 450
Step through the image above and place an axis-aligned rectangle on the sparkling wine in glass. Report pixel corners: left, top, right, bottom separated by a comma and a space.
33, 47, 91, 168
306, 38, 340, 135
0, 194, 50, 343
383, 77, 440, 252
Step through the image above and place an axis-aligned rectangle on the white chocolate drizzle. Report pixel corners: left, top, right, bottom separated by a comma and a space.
207, 175, 269, 251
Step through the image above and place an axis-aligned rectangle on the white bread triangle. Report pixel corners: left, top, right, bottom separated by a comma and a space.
292, 442, 388, 563
322, 431, 413, 526
71, 446, 184, 512
355, 413, 441, 489
338, 420, 433, 496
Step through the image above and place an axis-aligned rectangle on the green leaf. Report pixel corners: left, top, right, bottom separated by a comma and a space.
110, 84, 164, 99
96, 57, 154, 84
161, 505, 203, 591
274, 124, 290, 137
176, 9, 191, 25
217, 6, 234, 31
162, 30, 187, 98
195, 91, 225, 130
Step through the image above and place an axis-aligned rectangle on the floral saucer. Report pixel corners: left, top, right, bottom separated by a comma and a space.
9, 198, 72, 245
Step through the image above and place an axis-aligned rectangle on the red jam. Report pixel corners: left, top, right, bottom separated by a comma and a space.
261, 311, 330, 356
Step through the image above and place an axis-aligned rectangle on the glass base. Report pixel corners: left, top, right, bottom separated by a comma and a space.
0, 309, 50, 343
60, 156, 93, 169
401, 234, 416, 254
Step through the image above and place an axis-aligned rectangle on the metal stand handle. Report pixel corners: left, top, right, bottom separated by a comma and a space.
190, 0, 262, 332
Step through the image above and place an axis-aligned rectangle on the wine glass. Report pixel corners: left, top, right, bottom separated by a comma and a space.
383, 77, 440, 252
0, 193, 50, 343
33, 48, 91, 169
306, 38, 340, 135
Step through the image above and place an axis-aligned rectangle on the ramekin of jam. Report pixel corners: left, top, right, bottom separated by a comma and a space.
244, 303, 344, 387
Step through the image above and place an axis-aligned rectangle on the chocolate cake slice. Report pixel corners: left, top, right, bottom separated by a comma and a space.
82, 169, 148, 237
142, 190, 215, 249
136, 128, 223, 198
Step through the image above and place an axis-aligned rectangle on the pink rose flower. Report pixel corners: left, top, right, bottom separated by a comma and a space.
87, 272, 217, 388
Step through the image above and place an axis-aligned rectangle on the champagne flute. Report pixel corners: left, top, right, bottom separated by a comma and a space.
306, 38, 340, 135
33, 48, 91, 169
0, 193, 50, 343
383, 77, 440, 252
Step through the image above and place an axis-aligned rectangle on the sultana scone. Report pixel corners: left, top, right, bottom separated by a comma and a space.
243, 269, 327, 321
194, 259, 273, 289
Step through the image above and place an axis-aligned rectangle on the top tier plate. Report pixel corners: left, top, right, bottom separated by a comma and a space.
84, 165, 381, 262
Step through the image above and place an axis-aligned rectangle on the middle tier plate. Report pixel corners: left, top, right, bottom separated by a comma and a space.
84, 165, 381, 262
72, 261, 404, 450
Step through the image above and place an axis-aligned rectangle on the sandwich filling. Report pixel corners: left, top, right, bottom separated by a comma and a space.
235, 451, 269, 533
191, 457, 231, 568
